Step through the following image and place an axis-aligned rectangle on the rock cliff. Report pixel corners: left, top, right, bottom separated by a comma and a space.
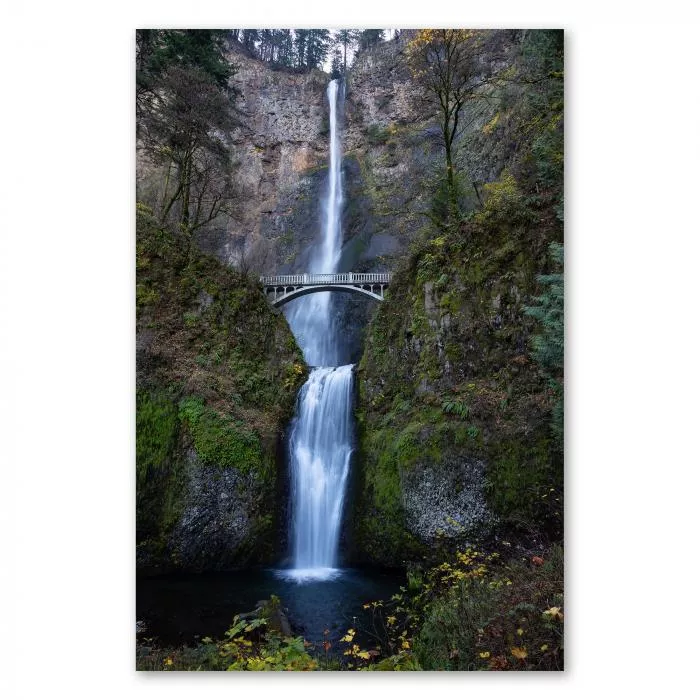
136, 206, 307, 574
195, 47, 331, 275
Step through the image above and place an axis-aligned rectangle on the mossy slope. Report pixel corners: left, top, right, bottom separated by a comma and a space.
136, 206, 307, 572
352, 31, 564, 565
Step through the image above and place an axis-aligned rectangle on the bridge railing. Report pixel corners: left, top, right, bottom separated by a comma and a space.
260, 272, 392, 286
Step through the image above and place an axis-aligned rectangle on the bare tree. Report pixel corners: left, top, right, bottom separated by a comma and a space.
138, 65, 239, 240
407, 30, 496, 222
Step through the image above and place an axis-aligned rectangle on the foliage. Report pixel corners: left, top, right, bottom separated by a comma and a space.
441, 399, 469, 419
135, 208, 306, 563
136, 206, 306, 425
178, 397, 263, 474
137, 599, 317, 671
136, 390, 183, 543
524, 242, 564, 445
336, 545, 563, 671
514, 30, 564, 218
137, 30, 239, 239
475, 171, 533, 228
138, 547, 562, 672
136, 30, 233, 98
287, 29, 332, 71
358, 29, 384, 51
333, 29, 360, 73
365, 122, 396, 146
253, 29, 296, 67
136, 390, 179, 488
356, 29, 564, 556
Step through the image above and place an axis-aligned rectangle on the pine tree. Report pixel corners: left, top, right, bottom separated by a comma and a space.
333, 29, 360, 72
294, 29, 309, 68
358, 29, 384, 51
524, 242, 564, 444
330, 48, 343, 79
306, 29, 331, 70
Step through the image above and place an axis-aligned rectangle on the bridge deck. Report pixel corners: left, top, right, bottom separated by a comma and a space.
260, 272, 392, 307
260, 272, 391, 286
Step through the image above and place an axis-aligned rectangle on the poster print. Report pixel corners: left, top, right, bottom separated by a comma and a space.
136, 28, 563, 671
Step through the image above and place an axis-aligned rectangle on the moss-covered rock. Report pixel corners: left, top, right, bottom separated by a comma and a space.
136, 206, 307, 573
353, 183, 562, 564
352, 31, 564, 563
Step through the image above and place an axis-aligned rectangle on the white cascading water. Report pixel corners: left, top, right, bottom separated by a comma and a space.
284, 79, 344, 366
281, 79, 351, 582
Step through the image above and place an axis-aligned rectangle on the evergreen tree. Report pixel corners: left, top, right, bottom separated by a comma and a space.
294, 29, 309, 68
136, 29, 232, 98
333, 29, 360, 72
358, 29, 384, 51
258, 29, 274, 61
330, 48, 343, 79
306, 29, 331, 70
276, 29, 294, 66
136, 30, 239, 241
524, 242, 564, 445
241, 29, 259, 55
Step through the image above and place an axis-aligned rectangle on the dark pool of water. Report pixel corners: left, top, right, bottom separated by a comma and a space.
137, 566, 404, 649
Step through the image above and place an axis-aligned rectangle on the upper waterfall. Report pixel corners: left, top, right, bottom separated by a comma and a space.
284, 79, 344, 367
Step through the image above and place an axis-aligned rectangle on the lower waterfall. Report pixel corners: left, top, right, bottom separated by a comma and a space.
284, 365, 354, 580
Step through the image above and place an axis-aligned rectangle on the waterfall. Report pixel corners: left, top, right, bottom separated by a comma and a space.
288, 365, 354, 576
280, 79, 351, 582
284, 79, 344, 366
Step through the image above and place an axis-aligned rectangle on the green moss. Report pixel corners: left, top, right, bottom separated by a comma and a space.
136, 388, 186, 545
136, 283, 160, 308
136, 390, 179, 489
179, 397, 264, 475
484, 435, 560, 531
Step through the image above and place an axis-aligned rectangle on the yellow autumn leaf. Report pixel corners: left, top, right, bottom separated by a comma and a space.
340, 629, 356, 642
356, 651, 370, 660
516, 628, 524, 636
511, 647, 528, 660
164, 658, 173, 666
387, 615, 397, 625
540, 644, 549, 652
479, 651, 490, 659
543, 606, 564, 621
401, 640, 410, 649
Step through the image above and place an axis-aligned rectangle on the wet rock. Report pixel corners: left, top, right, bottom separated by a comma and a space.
166, 450, 272, 571
401, 458, 493, 542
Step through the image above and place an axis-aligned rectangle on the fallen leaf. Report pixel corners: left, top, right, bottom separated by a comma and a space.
543, 607, 564, 621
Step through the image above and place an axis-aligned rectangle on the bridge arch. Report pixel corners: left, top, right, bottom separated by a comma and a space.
269, 284, 384, 308
260, 272, 392, 308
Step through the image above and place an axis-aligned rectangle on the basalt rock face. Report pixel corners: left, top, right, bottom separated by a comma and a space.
166, 450, 274, 572
182, 48, 332, 274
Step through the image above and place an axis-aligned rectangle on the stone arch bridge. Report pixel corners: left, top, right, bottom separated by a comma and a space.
260, 273, 392, 308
